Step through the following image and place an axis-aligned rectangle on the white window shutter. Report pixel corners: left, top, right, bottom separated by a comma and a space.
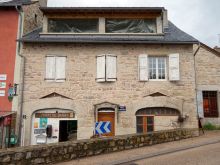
197, 90, 204, 118
96, 55, 106, 82
169, 53, 180, 81
46, 56, 55, 80
138, 54, 148, 81
106, 55, 117, 82
55, 57, 66, 82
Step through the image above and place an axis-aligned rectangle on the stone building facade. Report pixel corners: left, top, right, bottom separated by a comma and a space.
20, 5, 199, 146
195, 44, 220, 125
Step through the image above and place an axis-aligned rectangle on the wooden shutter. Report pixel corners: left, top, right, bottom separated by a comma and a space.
55, 57, 66, 82
169, 53, 180, 81
197, 90, 204, 118
106, 55, 117, 82
96, 55, 106, 82
46, 56, 55, 80
138, 54, 148, 81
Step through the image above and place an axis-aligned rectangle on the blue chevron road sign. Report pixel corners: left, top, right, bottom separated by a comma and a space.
95, 121, 111, 135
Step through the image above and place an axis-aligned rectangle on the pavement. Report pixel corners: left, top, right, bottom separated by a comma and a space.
56, 131, 220, 165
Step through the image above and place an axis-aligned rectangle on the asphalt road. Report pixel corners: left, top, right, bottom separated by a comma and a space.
57, 131, 220, 165
125, 142, 220, 165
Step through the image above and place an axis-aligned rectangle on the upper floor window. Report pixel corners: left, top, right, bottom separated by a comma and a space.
148, 57, 166, 80
138, 54, 180, 81
48, 19, 99, 33
45, 56, 66, 82
96, 55, 117, 82
106, 19, 156, 33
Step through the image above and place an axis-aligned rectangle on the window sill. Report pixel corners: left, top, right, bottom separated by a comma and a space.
45, 79, 66, 83
148, 79, 167, 82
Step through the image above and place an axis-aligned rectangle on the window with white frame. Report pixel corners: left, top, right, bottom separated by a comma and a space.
149, 57, 166, 80
96, 55, 117, 82
45, 56, 66, 82
138, 54, 180, 81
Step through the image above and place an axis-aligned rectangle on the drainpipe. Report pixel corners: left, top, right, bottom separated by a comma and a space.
193, 42, 201, 121
15, 5, 25, 146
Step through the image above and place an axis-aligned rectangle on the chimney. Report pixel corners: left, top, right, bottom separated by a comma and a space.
163, 9, 168, 29
33, 0, 47, 7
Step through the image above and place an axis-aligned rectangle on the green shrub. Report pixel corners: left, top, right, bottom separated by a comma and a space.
203, 123, 220, 130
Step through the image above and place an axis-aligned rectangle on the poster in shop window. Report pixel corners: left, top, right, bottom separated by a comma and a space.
40, 118, 48, 128
0, 74, 7, 81
0, 90, 5, 96
0, 82, 6, 89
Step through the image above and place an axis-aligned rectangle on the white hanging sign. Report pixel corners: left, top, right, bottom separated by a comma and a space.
0, 90, 5, 96
0, 82, 6, 89
0, 74, 7, 81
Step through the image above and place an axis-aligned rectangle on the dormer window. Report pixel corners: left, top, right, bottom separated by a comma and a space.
48, 19, 99, 33
47, 18, 157, 34
105, 19, 156, 33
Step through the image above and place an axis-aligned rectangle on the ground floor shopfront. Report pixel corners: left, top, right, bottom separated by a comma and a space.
21, 94, 198, 146
0, 112, 17, 148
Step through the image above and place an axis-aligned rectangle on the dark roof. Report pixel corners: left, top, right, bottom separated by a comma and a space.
20, 21, 198, 44
40, 7, 165, 13
0, 0, 32, 7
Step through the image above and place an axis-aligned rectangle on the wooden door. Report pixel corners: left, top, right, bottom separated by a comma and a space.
98, 112, 115, 136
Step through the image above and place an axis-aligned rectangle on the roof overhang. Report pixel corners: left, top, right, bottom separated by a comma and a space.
40, 7, 165, 14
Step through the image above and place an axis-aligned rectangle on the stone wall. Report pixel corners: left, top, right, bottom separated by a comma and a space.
22, 1, 43, 35
21, 43, 198, 145
195, 45, 220, 124
0, 129, 199, 165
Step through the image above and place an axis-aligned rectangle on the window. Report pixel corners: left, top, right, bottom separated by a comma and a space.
96, 55, 117, 82
45, 56, 66, 82
136, 116, 154, 133
138, 54, 180, 81
203, 91, 218, 117
48, 19, 99, 33
149, 57, 166, 80
105, 19, 156, 33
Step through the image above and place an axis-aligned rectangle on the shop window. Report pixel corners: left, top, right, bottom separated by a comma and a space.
136, 116, 154, 133
45, 56, 66, 82
203, 91, 218, 117
48, 19, 99, 33
96, 55, 117, 82
105, 19, 156, 33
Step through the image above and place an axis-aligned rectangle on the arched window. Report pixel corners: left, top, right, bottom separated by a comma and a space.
136, 107, 180, 133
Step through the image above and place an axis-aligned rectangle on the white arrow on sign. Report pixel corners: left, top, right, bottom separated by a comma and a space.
96, 121, 103, 134
104, 121, 110, 133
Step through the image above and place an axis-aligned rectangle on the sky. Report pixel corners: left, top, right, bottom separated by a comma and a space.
47, 0, 219, 48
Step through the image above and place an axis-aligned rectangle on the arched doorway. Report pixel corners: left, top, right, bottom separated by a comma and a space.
135, 107, 180, 133
98, 108, 115, 136
94, 102, 119, 137
31, 109, 77, 145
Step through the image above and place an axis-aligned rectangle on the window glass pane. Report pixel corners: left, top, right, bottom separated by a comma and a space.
147, 125, 154, 132
147, 116, 154, 125
48, 19, 99, 33
106, 19, 156, 33
203, 91, 218, 117
137, 116, 143, 125
137, 125, 143, 133
149, 57, 166, 80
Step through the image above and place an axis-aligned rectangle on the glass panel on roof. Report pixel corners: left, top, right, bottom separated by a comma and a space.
106, 19, 156, 33
48, 19, 99, 33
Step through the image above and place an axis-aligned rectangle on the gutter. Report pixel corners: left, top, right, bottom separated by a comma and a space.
15, 5, 25, 147
193, 42, 201, 120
